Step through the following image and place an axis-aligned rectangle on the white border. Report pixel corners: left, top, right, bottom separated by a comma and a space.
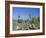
10, 4, 43, 34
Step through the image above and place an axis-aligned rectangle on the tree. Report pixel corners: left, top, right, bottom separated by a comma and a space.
18, 16, 20, 19
18, 16, 23, 23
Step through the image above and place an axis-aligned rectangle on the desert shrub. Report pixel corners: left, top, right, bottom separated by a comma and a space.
18, 19, 23, 23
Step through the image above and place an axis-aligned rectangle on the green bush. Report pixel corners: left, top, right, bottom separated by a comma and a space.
18, 19, 23, 23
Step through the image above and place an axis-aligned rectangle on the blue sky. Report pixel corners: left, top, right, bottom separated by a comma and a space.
12, 7, 40, 20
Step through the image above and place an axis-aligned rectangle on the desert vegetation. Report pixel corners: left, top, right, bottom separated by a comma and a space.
12, 14, 40, 31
